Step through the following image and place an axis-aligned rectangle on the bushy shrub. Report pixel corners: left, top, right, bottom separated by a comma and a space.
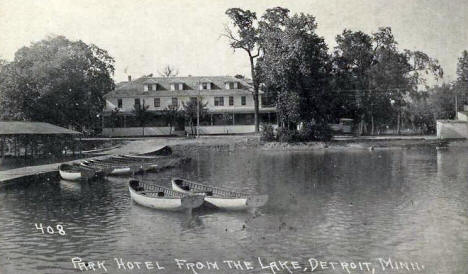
260, 124, 275, 141
276, 127, 297, 143
297, 122, 332, 141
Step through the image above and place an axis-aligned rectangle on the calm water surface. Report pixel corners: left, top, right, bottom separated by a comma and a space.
1, 147, 468, 274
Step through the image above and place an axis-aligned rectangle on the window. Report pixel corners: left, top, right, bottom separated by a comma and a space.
241, 96, 246, 106
229, 96, 234, 106
172, 97, 178, 106
134, 98, 141, 107
171, 83, 184, 91
117, 99, 122, 108
225, 82, 239, 89
200, 82, 210, 90
154, 98, 160, 108
145, 84, 157, 91
214, 97, 224, 106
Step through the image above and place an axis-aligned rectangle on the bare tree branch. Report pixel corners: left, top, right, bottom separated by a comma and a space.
158, 65, 179, 77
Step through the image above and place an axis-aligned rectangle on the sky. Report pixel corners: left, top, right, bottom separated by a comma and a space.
0, 0, 467, 83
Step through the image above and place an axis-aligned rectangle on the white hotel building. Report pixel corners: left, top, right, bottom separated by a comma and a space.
101, 75, 277, 136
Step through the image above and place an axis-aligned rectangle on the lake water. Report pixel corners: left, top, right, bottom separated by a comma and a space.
1, 147, 468, 274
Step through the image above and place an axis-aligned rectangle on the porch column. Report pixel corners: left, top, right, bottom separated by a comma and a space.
232, 113, 235, 125
210, 114, 213, 126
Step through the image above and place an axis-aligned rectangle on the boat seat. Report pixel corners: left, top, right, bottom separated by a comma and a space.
129, 180, 144, 191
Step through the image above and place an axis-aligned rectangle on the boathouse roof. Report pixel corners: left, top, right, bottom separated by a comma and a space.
0, 121, 81, 135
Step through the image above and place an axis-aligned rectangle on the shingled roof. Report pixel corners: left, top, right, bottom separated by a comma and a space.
105, 76, 257, 98
0, 121, 81, 135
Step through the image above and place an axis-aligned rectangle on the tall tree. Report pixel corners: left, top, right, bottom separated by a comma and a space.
225, 8, 261, 132
257, 7, 333, 126
0, 35, 115, 131
331, 30, 374, 125
332, 27, 442, 135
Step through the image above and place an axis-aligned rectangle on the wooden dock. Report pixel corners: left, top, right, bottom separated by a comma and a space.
0, 165, 58, 186
0, 145, 176, 187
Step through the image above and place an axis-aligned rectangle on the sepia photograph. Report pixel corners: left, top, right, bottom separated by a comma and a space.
0, 0, 467, 273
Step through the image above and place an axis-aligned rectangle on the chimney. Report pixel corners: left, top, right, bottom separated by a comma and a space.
128, 75, 132, 82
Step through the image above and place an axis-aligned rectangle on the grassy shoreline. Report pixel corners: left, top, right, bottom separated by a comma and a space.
148, 135, 460, 154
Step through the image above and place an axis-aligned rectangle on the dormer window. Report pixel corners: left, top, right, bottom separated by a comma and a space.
200, 82, 211, 90
225, 81, 239, 89
144, 84, 157, 91
171, 83, 184, 91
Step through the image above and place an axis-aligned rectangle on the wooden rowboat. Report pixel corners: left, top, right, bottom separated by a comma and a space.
92, 157, 159, 171
171, 178, 268, 210
81, 160, 143, 175
59, 163, 97, 181
129, 179, 204, 211
118, 154, 163, 160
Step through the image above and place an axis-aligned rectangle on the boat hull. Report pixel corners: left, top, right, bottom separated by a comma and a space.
171, 179, 268, 210
129, 187, 184, 210
59, 169, 82, 181
59, 164, 96, 181
204, 197, 249, 210
111, 167, 132, 175
129, 180, 204, 211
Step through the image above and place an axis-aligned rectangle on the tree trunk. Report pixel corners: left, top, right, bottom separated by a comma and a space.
397, 111, 401, 135
249, 55, 260, 132
371, 114, 375, 135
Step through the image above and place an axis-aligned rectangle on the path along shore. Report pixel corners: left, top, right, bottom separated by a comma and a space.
0, 134, 463, 186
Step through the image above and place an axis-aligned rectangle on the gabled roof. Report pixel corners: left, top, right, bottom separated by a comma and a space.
0, 121, 81, 135
143, 78, 158, 84
104, 76, 255, 98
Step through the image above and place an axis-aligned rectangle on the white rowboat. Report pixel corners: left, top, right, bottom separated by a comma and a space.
129, 179, 204, 211
171, 178, 268, 210
59, 163, 96, 181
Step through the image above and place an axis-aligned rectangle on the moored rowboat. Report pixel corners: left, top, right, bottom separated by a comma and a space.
83, 154, 161, 173
171, 178, 268, 210
129, 179, 204, 211
59, 163, 97, 181
81, 160, 141, 175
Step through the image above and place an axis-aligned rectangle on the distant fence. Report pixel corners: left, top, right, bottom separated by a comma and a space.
436, 120, 468, 139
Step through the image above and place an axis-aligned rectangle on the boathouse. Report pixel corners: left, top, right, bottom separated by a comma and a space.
0, 121, 82, 158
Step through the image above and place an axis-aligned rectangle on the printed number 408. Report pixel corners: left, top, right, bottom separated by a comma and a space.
35, 223, 66, 235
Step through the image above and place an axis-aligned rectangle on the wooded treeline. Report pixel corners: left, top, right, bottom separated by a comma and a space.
225, 7, 468, 139
0, 36, 115, 134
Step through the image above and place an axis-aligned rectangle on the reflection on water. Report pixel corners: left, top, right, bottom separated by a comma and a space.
1, 147, 468, 273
